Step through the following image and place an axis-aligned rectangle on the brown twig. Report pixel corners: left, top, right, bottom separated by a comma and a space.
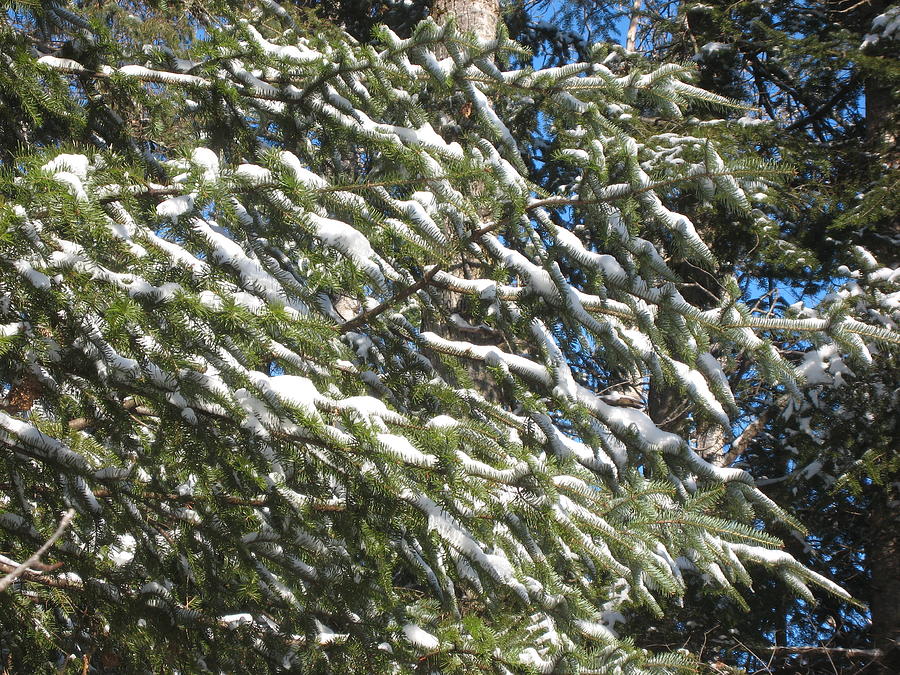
760, 645, 882, 659
341, 265, 444, 333
0, 509, 76, 593
0, 562, 83, 589
716, 405, 779, 468
68, 398, 155, 431
339, 218, 504, 333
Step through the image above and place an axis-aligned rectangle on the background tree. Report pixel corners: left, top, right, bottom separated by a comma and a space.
511, 1, 900, 671
640, 3, 900, 672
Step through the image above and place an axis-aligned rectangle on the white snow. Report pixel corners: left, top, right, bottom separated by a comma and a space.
700, 41, 729, 57
377, 433, 437, 467
402, 623, 439, 650
279, 151, 328, 188
550, 223, 628, 283
37, 55, 88, 72
156, 194, 196, 220
314, 619, 348, 644
425, 415, 460, 429
109, 534, 136, 566
191, 148, 219, 181
862, 6, 900, 48
245, 24, 322, 64
305, 213, 383, 284
235, 164, 273, 184
42, 154, 89, 179
13, 261, 52, 289
0, 322, 26, 337
118, 65, 208, 86
798, 344, 854, 387
264, 374, 322, 416
671, 360, 728, 425
519, 647, 553, 670
221, 613, 254, 626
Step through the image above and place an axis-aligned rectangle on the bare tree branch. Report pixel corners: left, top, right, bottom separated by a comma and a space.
714, 405, 780, 467
0, 509, 76, 593
761, 645, 883, 659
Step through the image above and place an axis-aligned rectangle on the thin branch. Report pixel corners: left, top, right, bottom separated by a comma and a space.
760, 645, 882, 659
715, 405, 779, 467
0, 509, 76, 593
0, 562, 83, 589
784, 79, 859, 132
68, 397, 155, 431
525, 167, 789, 212
340, 264, 443, 333
732, 635, 772, 672
833, 0, 877, 14
339, 218, 503, 333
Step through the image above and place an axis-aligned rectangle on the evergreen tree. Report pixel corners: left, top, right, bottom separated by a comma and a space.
503, 2, 900, 670
0, 1, 897, 673
742, 255, 900, 673
561, 1, 900, 671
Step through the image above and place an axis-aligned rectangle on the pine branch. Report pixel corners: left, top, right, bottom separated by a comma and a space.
339, 263, 444, 333
0, 561, 84, 590
784, 78, 859, 132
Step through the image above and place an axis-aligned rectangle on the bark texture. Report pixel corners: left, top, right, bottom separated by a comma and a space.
865, 1, 899, 157
431, 0, 500, 43
861, 6, 900, 670
424, 0, 504, 403
867, 484, 900, 673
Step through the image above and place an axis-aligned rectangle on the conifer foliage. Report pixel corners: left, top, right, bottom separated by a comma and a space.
0, 1, 897, 672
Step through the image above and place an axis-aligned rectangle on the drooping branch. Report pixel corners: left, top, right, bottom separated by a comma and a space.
339, 218, 503, 333
340, 264, 444, 333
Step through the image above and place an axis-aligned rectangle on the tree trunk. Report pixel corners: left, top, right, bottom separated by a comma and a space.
431, 0, 499, 44
625, 0, 642, 52
860, 5, 900, 670
864, 1, 898, 155
648, 264, 726, 456
866, 484, 900, 673
866, 80, 897, 152
424, 0, 505, 403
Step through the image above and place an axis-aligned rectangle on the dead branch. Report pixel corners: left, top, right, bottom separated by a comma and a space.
0, 509, 76, 593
